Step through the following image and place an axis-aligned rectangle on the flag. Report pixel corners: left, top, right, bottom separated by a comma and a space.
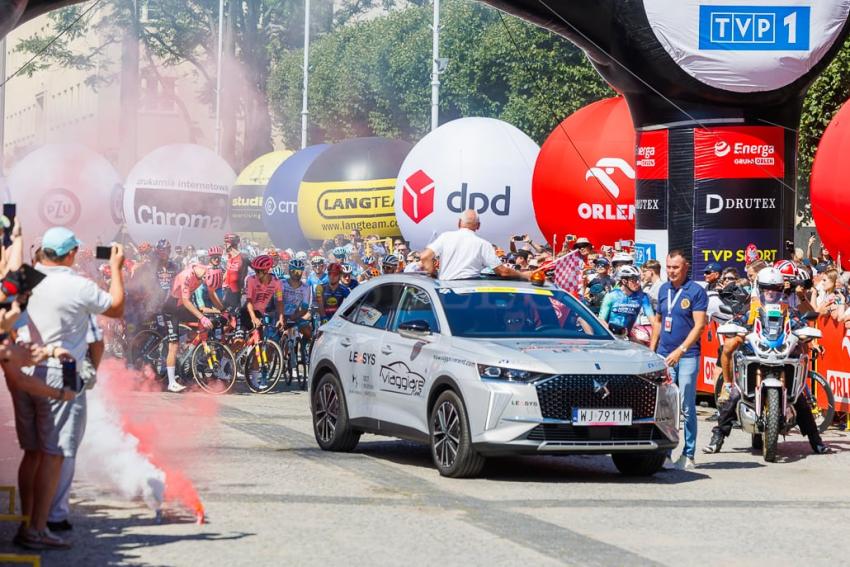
552, 250, 584, 295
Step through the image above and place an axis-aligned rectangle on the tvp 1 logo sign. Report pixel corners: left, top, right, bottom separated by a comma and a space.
8, 144, 122, 252
123, 144, 235, 246
644, 0, 850, 92
533, 98, 636, 249
395, 117, 543, 250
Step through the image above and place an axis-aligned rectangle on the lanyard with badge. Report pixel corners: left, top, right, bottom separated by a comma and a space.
665, 286, 687, 333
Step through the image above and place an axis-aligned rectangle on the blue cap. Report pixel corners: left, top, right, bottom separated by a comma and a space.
594, 257, 610, 267
42, 227, 82, 256
703, 262, 723, 274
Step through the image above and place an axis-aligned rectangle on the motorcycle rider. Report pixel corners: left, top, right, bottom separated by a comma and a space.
703, 267, 831, 454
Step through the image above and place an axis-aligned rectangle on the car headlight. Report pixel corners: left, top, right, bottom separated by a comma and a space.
477, 364, 549, 383
640, 369, 671, 385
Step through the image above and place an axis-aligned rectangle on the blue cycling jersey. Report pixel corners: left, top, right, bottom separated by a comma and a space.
598, 288, 655, 333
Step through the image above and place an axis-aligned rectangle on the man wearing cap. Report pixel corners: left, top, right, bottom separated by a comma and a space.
420, 210, 527, 281
701, 262, 723, 291
10, 228, 125, 550
514, 250, 531, 271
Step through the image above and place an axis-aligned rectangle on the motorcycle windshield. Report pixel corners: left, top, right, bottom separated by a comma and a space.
759, 303, 786, 348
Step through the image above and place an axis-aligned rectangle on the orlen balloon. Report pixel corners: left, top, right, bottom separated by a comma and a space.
532, 97, 635, 249
395, 117, 543, 250
123, 144, 236, 246
811, 98, 850, 270
8, 144, 122, 251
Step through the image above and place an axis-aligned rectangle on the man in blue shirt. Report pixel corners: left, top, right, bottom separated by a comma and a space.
649, 250, 708, 470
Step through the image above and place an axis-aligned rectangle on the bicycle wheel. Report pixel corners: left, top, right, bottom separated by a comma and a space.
297, 335, 309, 390
128, 329, 167, 384
808, 371, 835, 433
191, 340, 237, 394
281, 336, 295, 386
244, 339, 284, 394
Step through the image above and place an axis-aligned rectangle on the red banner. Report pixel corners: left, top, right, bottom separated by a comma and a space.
635, 130, 669, 180
815, 315, 850, 413
694, 126, 785, 180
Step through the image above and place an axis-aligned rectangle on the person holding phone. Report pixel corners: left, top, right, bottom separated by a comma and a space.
8, 227, 124, 550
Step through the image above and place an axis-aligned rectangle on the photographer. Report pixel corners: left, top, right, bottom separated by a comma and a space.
8, 227, 124, 551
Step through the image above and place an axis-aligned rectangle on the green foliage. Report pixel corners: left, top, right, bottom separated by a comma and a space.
797, 36, 850, 224
267, 0, 613, 147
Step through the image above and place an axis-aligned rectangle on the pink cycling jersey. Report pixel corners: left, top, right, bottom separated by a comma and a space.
245, 275, 283, 313
171, 264, 206, 305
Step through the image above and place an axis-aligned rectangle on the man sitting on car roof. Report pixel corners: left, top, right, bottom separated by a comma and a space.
419, 210, 528, 281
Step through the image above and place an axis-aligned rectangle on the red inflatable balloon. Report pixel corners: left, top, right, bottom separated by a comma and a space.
532, 97, 636, 249
811, 99, 850, 271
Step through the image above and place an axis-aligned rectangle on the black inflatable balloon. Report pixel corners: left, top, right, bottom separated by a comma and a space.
482, 0, 850, 274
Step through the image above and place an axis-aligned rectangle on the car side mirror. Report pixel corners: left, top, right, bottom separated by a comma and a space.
399, 320, 432, 338
718, 304, 733, 315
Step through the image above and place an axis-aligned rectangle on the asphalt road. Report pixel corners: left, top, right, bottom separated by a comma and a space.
1, 387, 849, 567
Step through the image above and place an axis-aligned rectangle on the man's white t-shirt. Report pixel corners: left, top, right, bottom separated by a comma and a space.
427, 228, 501, 280
26, 264, 113, 364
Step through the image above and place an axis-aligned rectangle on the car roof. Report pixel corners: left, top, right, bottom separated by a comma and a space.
359, 273, 557, 291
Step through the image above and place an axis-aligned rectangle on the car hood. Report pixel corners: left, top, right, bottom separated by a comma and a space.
449, 337, 666, 375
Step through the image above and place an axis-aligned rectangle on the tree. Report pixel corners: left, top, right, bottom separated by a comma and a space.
797, 36, 850, 225
267, 0, 613, 147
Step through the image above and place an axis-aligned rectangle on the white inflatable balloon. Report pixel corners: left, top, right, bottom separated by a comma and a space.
394, 117, 543, 250
8, 144, 122, 250
123, 144, 236, 246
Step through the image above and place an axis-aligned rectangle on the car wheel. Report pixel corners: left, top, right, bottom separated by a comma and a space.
429, 390, 485, 478
611, 452, 666, 476
312, 373, 360, 452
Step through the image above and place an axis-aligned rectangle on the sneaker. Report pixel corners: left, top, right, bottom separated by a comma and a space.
662, 456, 676, 470
675, 454, 696, 470
702, 432, 725, 454
15, 527, 72, 550
47, 519, 73, 532
811, 442, 834, 455
167, 382, 187, 393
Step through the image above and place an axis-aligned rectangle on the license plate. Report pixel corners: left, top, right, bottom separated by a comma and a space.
571, 408, 632, 426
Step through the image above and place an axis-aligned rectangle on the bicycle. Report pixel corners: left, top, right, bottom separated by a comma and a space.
281, 322, 310, 390
184, 314, 238, 394
806, 347, 836, 433
239, 316, 285, 394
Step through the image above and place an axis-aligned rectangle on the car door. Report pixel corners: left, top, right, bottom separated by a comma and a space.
376, 284, 443, 434
339, 283, 403, 420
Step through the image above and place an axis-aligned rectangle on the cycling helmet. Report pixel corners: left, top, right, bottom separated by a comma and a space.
773, 259, 798, 280
289, 259, 305, 272
612, 252, 634, 266
328, 262, 343, 275
616, 265, 641, 280
207, 245, 224, 257
332, 246, 347, 259
382, 254, 399, 267
137, 241, 152, 254
341, 263, 353, 275
224, 233, 240, 246
311, 256, 326, 266
362, 255, 375, 264
251, 255, 274, 271
295, 251, 307, 261
205, 268, 223, 290
278, 251, 291, 261
155, 239, 171, 252
757, 267, 785, 292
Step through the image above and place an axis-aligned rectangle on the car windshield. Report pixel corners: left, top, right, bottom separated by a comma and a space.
438, 286, 612, 339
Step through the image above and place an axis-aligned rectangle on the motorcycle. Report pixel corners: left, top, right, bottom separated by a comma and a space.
716, 304, 821, 462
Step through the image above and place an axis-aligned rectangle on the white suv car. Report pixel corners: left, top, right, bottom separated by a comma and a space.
309, 275, 679, 477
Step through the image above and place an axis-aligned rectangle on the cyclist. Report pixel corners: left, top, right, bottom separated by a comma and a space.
340, 263, 359, 291
316, 263, 350, 323
163, 262, 223, 392
598, 266, 658, 339
381, 254, 400, 275
244, 255, 285, 331
192, 265, 224, 315
281, 258, 313, 339
704, 267, 830, 454
307, 256, 328, 300
358, 255, 381, 282
154, 239, 180, 300
206, 245, 225, 301
222, 233, 249, 336
272, 251, 291, 282
332, 246, 348, 264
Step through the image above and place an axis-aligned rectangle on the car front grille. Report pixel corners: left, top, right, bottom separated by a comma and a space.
526, 423, 660, 443
535, 374, 657, 420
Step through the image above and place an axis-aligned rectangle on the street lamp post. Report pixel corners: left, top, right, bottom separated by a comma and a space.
301, 0, 310, 149
214, 0, 224, 155
430, 0, 440, 131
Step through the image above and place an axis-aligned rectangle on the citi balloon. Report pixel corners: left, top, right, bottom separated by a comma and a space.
395, 117, 543, 250
532, 97, 636, 250
123, 144, 236, 246
8, 144, 122, 250
230, 150, 292, 232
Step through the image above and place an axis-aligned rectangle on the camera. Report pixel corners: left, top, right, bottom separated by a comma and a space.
787, 277, 813, 291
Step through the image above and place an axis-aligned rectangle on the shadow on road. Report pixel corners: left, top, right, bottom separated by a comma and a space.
354, 440, 709, 484
0, 500, 253, 566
